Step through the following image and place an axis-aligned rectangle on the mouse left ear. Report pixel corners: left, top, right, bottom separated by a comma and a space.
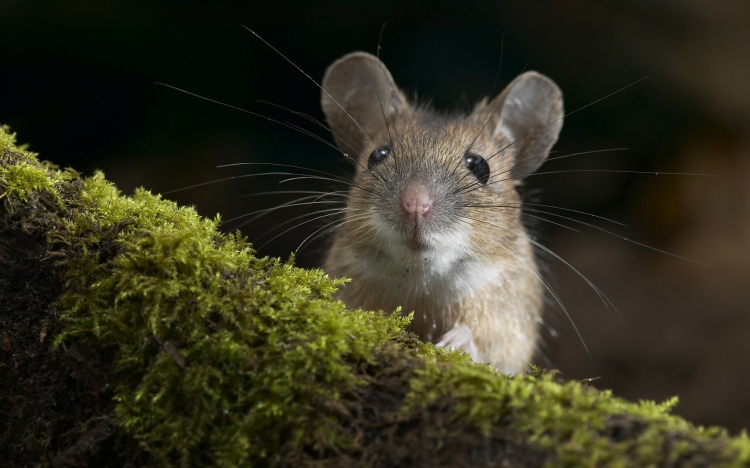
489, 72, 563, 179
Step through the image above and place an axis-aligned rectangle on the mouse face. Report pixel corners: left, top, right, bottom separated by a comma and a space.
341, 111, 523, 274
321, 52, 563, 277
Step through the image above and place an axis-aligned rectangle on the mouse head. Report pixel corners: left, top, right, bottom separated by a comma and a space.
321, 52, 563, 266
321, 51, 563, 181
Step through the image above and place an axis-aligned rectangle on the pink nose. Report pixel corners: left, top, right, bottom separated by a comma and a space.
401, 183, 433, 217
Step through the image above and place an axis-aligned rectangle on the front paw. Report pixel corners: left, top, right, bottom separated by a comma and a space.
436, 325, 483, 362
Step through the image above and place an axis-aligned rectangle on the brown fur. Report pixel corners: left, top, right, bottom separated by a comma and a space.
321, 52, 562, 373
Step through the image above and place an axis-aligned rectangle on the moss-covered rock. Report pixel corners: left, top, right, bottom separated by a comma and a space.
1, 125, 749, 467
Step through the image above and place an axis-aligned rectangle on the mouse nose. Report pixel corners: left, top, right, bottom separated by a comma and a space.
401, 183, 433, 218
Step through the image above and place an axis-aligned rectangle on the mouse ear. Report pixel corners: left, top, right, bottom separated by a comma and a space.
321, 52, 408, 156
490, 71, 563, 179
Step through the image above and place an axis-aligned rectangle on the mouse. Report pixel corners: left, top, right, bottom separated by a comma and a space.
320, 51, 564, 374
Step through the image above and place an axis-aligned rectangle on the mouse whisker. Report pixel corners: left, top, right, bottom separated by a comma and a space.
257, 208, 352, 250
256, 100, 333, 138
161, 171, 312, 195
456, 218, 591, 360
215, 162, 351, 183
295, 214, 375, 255
230, 204, 347, 234
462, 202, 626, 226
273, 174, 384, 197
464, 215, 617, 315
241, 206, 354, 240
464, 203, 581, 232
243, 25, 376, 147
295, 213, 366, 253
482, 77, 649, 167
257, 100, 376, 175
155, 82, 351, 156
500, 210, 582, 232
522, 208, 714, 268
238, 190, 351, 201
487, 148, 628, 189
460, 168, 716, 200
526, 169, 718, 178
454, 147, 631, 196
163, 170, 365, 196
223, 197, 344, 225
298, 213, 374, 254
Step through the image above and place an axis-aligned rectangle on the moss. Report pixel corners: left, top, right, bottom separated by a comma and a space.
405, 363, 750, 466
2, 124, 750, 467
0, 125, 65, 210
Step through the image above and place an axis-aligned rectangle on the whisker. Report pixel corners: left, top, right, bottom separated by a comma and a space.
242, 25, 375, 146
215, 162, 348, 182
456, 148, 631, 196
257, 100, 329, 132
237, 190, 349, 199
376, 22, 386, 60
524, 207, 714, 268
463, 215, 617, 315
458, 168, 718, 199
154, 82, 346, 155
257, 208, 350, 250
456, 218, 591, 359
299, 213, 376, 254
276, 175, 387, 201
296, 213, 370, 252
483, 77, 649, 166
526, 169, 718, 178
464, 204, 581, 232
461, 201, 626, 227
545, 147, 629, 164
161, 171, 321, 195
254, 207, 358, 243
223, 196, 342, 225
257, 100, 369, 169
212, 162, 385, 199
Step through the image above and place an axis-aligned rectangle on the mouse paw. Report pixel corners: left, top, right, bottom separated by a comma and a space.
436, 325, 483, 362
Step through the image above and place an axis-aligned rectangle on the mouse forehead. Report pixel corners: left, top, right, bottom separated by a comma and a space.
369, 110, 515, 169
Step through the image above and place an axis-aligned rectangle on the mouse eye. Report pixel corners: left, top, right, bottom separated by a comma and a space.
465, 153, 490, 184
368, 146, 391, 169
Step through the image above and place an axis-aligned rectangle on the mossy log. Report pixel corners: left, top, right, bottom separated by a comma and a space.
1, 125, 748, 467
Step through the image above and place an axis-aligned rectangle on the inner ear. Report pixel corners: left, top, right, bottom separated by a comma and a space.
489, 71, 564, 179
321, 52, 408, 157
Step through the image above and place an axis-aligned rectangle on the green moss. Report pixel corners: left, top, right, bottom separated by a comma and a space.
404, 363, 750, 466
2, 124, 750, 467
0, 126, 65, 209
52, 166, 414, 465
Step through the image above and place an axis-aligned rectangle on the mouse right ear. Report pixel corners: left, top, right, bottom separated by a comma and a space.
321, 52, 408, 157
490, 71, 564, 179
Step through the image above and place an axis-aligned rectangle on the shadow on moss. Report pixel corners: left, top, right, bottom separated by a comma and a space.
1, 125, 748, 467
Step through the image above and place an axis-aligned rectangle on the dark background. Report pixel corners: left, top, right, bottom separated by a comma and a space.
2, 1, 749, 432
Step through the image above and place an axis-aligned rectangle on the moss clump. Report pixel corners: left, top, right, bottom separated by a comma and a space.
56, 174, 411, 465
1, 124, 749, 467
0, 126, 65, 208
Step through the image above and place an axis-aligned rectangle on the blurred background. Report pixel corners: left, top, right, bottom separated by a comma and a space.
1, 0, 748, 432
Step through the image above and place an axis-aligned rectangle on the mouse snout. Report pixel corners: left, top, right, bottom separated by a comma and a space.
400, 182, 433, 218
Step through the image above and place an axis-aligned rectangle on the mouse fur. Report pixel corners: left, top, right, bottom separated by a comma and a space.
320, 51, 563, 374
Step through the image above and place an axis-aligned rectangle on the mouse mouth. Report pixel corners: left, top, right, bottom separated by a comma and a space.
404, 225, 430, 251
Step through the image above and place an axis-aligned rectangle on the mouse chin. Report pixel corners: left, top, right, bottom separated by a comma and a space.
405, 238, 428, 251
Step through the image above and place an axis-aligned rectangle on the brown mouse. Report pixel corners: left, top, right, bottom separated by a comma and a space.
320, 52, 564, 373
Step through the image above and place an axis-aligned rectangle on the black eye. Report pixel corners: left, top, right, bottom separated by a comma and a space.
368, 146, 391, 169
465, 153, 490, 184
